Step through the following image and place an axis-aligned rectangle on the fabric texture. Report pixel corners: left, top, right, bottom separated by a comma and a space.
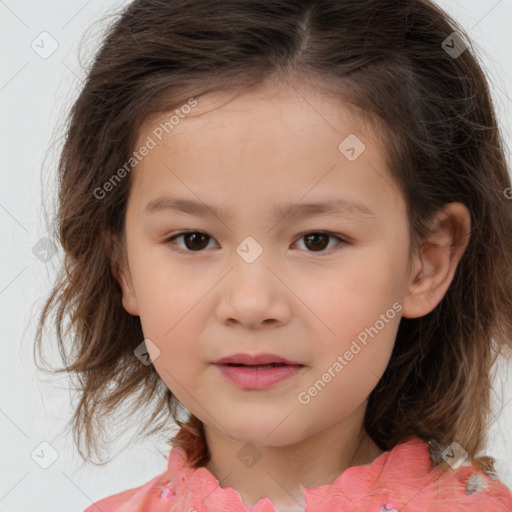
83, 434, 512, 512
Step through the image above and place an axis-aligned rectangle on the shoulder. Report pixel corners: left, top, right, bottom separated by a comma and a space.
375, 437, 512, 512
81, 470, 173, 512
433, 463, 512, 512
404, 465, 512, 512
81, 446, 196, 512
320, 437, 512, 512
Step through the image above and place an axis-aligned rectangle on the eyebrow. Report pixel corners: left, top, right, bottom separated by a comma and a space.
144, 196, 375, 221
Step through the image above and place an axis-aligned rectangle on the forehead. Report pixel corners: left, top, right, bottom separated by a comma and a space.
139, 79, 377, 145
128, 81, 399, 224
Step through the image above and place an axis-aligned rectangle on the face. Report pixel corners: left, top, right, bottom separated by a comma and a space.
117, 80, 417, 447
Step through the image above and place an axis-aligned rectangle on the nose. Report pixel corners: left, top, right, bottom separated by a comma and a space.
215, 252, 292, 330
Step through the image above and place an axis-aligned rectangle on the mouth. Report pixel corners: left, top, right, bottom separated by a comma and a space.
222, 363, 294, 369
213, 353, 304, 367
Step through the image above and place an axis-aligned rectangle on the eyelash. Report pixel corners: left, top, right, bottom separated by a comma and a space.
163, 230, 351, 255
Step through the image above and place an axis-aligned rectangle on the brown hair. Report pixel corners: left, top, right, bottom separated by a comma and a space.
35, 0, 512, 474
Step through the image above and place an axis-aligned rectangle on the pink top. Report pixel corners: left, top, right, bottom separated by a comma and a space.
83, 435, 512, 512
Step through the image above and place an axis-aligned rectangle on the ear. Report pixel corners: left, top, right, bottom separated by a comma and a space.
104, 231, 140, 316
401, 202, 471, 319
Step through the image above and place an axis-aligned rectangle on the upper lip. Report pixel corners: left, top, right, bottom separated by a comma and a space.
213, 353, 303, 366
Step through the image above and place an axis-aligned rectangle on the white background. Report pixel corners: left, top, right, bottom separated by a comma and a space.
1, 1, 511, 510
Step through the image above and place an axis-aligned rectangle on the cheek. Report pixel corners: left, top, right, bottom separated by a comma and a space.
129, 246, 206, 334
129, 261, 209, 390
297, 253, 403, 385
298, 253, 401, 334
143, 307, 207, 405
298, 316, 398, 425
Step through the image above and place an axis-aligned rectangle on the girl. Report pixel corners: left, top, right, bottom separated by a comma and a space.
35, 0, 512, 511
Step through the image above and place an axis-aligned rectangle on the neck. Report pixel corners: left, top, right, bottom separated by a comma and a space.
202, 402, 384, 512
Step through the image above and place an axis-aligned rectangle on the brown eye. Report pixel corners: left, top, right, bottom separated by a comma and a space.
166, 231, 215, 252
294, 231, 347, 253
183, 232, 210, 250
303, 233, 330, 251
165, 230, 348, 254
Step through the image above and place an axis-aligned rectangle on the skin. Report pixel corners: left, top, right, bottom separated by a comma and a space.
114, 79, 471, 512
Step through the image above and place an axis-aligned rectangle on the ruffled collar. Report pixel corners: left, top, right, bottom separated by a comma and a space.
159, 435, 444, 511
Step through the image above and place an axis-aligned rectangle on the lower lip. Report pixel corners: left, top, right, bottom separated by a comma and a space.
214, 364, 304, 389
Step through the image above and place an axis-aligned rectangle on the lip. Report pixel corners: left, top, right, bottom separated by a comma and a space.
214, 353, 302, 366
214, 363, 305, 389
212, 353, 305, 390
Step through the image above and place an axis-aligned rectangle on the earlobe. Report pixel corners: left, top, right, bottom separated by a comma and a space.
401, 203, 471, 319
105, 231, 140, 316
117, 266, 140, 316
